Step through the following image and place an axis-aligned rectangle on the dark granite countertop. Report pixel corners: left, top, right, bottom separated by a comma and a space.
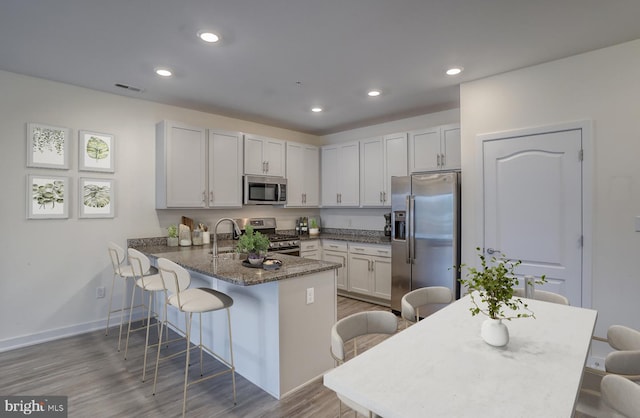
299, 233, 391, 245
134, 244, 339, 286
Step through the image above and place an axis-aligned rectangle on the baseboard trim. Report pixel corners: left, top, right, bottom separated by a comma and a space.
0, 311, 147, 353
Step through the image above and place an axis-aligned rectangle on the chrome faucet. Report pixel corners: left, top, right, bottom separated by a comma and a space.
213, 218, 242, 259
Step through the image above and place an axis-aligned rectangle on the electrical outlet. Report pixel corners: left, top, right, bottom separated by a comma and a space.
306, 287, 314, 304
96, 286, 106, 299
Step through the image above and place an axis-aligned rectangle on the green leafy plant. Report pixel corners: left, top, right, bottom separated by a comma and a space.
167, 225, 178, 238
310, 218, 319, 229
459, 247, 546, 320
235, 225, 270, 255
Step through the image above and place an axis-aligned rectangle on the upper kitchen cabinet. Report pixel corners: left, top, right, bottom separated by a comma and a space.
408, 124, 460, 172
286, 142, 319, 207
360, 132, 407, 207
208, 129, 243, 208
321, 141, 360, 207
156, 121, 242, 208
156, 120, 207, 208
244, 134, 286, 177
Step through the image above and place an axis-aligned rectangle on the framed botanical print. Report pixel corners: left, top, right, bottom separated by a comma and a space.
79, 177, 114, 218
27, 175, 70, 219
27, 123, 71, 169
78, 130, 115, 172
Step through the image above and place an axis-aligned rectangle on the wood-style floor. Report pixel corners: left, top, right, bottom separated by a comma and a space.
0, 296, 400, 418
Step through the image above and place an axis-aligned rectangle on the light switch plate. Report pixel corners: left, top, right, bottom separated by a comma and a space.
306, 287, 314, 304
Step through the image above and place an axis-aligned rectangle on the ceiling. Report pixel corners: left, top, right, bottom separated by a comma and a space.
2, 1, 640, 136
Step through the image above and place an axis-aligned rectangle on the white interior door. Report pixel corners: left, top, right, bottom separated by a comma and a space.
482, 129, 583, 305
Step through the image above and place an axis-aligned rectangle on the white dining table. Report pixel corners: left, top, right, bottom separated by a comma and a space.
323, 294, 597, 418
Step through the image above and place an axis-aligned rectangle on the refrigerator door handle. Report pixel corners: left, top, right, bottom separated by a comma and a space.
409, 195, 416, 264
406, 195, 411, 264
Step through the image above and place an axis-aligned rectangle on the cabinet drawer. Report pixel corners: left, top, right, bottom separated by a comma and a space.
322, 240, 348, 252
300, 240, 320, 251
348, 244, 391, 257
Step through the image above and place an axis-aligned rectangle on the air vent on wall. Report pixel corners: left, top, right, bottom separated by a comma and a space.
114, 83, 144, 93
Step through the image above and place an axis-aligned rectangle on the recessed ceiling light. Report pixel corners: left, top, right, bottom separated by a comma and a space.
198, 31, 220, 43
155, 68, 173, 77
311, 107, 323, 113
368, 90, 381, 97
446, 67, 463, 76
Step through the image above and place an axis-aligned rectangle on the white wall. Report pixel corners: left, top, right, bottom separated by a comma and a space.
0, 70, 321, 350
460, 39, 640, 346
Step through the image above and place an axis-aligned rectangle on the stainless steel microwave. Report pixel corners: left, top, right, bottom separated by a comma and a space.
243, 175, 287, 205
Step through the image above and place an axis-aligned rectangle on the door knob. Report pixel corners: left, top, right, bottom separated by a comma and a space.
486, 248, 500, 255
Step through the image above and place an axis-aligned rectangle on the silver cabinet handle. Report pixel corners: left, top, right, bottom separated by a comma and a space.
441, 153, 445, 167
266, 161, 269, 173
209, 191, 214, 203
202, 191, 206, 202
437, 154, 441, 167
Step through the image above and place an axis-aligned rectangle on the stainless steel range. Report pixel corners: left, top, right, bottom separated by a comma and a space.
234, 217, 301, 256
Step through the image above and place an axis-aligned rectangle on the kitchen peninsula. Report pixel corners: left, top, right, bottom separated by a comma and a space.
131, 240, 339, 399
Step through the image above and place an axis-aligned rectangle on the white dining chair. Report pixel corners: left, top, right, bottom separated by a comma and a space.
330, 310, 398, 418
601, 374, 640, 418
512, 288, 570, 305
401, 286, 452, 328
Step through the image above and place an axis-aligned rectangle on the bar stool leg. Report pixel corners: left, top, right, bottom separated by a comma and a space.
227, 307, 237, 405
105, 274, 117, 335
142, 291, 154, 382
200, 313, 204, 376
117, 278, 128, 351
183, 312, 193, 418
123, 284, 138, 360
152, 298, 167, 395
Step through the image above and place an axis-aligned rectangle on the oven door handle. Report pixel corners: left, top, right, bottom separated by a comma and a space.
271, 248, 300, 256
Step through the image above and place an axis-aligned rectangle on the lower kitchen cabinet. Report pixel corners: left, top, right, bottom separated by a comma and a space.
300, 239, 321, 260
322, 240, 348, 291
347, 244, 391, 300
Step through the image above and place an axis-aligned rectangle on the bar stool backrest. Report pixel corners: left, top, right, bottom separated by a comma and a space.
157, 258, 191, 296
127, 248, 154, 286
108, 241, 126, 275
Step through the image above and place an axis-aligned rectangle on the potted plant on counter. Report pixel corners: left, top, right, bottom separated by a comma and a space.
459, 247, 545, 347
236, 225, 270, 265
309, 218, 320, 236
167, 224, 179, 247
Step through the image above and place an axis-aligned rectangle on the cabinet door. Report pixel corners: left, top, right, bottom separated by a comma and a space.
209, 130, 243, 207
156, 121, 206, 208
409, 127, 440, 173
338, 142, 360, 206
360, 137, 384, 207
348, 253, 372, 295
302, 145, 320, 206
441, 125, 461, 170
323, 250, 348, 291
301, 250, 321, 260
286, 142, 304, 206
264, 138, 285, 176
372, 256, 392, 300
383, 132, 408, 204
244, 135, 265, 175
321, 146, 339, 206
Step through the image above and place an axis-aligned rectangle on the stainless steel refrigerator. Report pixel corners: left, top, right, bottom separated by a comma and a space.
390, 172, 461, 313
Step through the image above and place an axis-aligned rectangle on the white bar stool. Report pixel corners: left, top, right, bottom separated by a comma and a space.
106, 241, 152, 351
124, 248, 167, 381
152, 257, 236, 417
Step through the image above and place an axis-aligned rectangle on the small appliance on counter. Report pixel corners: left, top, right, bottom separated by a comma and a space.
384, 213, 391, 236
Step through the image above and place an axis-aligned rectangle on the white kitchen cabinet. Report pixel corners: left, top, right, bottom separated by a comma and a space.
321, 141, 360, 207
322, 240, 348, 291
286, 142, 319, 207
156, 121, 242, 209
408, 124, 460, 172
244, 134, 285, 176
208, 129, 243, 207
300, 239, 322, 260
156, 120, 207, 208
347, 244, 392, 300
360, 132, 407, 207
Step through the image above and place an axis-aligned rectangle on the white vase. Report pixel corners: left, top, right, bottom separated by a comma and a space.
481, 318, 509, 347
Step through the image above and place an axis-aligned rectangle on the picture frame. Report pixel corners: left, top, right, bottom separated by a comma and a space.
78, 130, 115, 172
78, 177, 114, 218
27, 175, 70, 219
27, 123, 71, 169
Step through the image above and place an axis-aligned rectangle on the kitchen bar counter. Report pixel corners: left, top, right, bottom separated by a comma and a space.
135, 244, 338, 286
128, 239, 338, 400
